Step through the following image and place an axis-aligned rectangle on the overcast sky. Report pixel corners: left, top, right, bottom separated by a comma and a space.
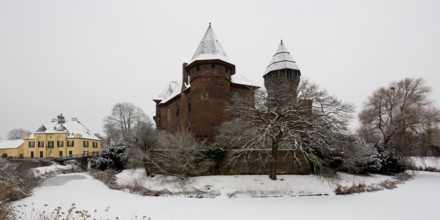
1, 0, 439, 139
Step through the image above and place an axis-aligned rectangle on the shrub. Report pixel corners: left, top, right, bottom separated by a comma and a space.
89, 144, 128, 171
368, 145, 406, 175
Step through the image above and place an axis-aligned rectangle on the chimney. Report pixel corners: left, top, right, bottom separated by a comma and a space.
181, 62, 189, 91
51, 118, 57, 122
71, 117, 78, 122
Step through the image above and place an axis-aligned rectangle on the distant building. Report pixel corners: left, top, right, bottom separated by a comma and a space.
153, 24, 301, 141
0, 114, 102, 159
0, 139, 24, 158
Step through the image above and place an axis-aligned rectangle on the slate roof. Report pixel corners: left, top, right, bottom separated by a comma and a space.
188, 23, 232, 66
29, 116, 100, 140
264, 40, 299, 75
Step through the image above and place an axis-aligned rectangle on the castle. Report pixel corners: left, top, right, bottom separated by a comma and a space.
153, 24, 301, 140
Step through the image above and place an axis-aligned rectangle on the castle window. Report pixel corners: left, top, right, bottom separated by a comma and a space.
29, 141, 35, 148
57, 140, 64, 147
83, 141, 89, 148
48, 141, 54, 148
38, 141, 44, 148
92, 142, 98, 148
30, 151, 34, 158
59, 151, 63, 157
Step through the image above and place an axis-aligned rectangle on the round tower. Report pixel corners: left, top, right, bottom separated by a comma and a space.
184, 24, 235, 140
263, 40, 301, 103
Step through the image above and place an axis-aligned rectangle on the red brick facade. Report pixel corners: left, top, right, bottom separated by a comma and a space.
154, 60, 256, 141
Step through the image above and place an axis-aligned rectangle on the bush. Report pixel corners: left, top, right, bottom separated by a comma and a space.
89, 144, 128, 171
143, 131, 216, 176
338, 136, 382, 174
369, 145, 406, 175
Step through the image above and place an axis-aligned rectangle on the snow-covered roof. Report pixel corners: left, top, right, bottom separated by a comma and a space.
154, 81, 182, 104
231, 73, 258, 87
188, 23, 232, 66
0, 139, 23, 149
30, 116, 100, 140
264, 40, 299, 75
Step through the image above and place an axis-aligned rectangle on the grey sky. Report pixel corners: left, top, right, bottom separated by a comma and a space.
1, 0, 439, 139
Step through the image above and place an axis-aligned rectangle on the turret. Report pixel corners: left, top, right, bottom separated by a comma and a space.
263, 40, 301, 103
184, 23, 234, 139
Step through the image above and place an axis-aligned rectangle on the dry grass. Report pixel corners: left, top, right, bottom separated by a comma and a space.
14, 203, 152, 220
335, 173, 412, 195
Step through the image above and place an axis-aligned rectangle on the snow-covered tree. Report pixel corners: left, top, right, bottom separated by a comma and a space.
216, 79, 355, 180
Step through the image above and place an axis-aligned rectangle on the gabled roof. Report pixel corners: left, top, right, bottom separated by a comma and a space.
154, 81, 182, 104
264, 40, 299, 75
0, 139, 23, 149
188, 23, 232, 66
29, 116, 100, 140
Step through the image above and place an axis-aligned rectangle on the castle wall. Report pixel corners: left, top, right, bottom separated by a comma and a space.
188, 63, 232, 140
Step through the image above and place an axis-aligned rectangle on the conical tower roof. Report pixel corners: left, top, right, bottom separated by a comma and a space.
264, 40, 299, 75
188, 23, 232, 65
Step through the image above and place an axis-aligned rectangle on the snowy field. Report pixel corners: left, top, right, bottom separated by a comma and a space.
14, 171, 440, 220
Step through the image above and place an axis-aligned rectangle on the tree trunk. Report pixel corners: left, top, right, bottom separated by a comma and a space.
269, 143, 278, 180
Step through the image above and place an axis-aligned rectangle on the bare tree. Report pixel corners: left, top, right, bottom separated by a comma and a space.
143, 131, 209, 176
103, 102, 150, 145
217, 79, 354, 180
6, 128, 31, 140
358, 78, 440, 155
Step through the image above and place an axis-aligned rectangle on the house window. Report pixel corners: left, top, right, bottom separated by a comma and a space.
69, 151, 73, 157
39, 152, 43, 158
59, 151, 63, 157
38, 141, 44, 148
176, 105, 180, 116
30, 152, 34, 158
67, 140, 74, 147
92, 142, 98, 148
29, 141, 35, 148
57, 141, 64, 147
48, 141, 54, 148
83, 141, 89, 148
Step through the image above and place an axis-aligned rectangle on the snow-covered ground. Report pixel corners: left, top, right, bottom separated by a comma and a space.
116, 169, 393, 197
31, 162, 77, 178
407, 157, 440, 170
14, 171, 440, 220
